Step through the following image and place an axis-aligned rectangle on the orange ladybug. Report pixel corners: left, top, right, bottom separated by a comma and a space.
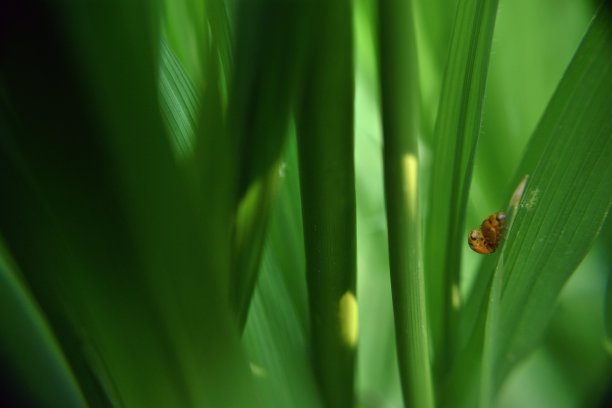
468, 211, 506, 254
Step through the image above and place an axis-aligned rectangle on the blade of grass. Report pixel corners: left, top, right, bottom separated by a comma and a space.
296, 1, 357, 405
413, 0, 458, 144
602, 214, 612, 350
607, 265, 612, 351
159, 20, 284, 332
377, 1, 434, 407
0, 5, 177, 403
227, 0, 309, 329
63, 1, 258, 402
229, 0, 306, 194
1, 0, 258, 405
159, 0, 308, 333
439, 178, 525, 407
456, 175, 527, 357
160, 0, 208, 90
424, 0, 501, 379
353, 2, 403, 404
160, 7, 239, 331
0, 238, 86, 407
207, 0, 232, 98
159, 39, 199, 159
242, 134, 321, 407
476, 6, 612, 405
232, 166, 281, 329
477, 180, 527, 407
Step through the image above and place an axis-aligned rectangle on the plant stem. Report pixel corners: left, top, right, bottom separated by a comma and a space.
378, 1, 435, 407
296, 1, 356, 405
425, 0, 500, 380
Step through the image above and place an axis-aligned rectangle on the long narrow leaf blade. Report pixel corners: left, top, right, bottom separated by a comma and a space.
424, 0, 501, 377
481, 5, 612, 404
378, 1, 434, 407
296, 1, 357, 405
0, 239, 86, 407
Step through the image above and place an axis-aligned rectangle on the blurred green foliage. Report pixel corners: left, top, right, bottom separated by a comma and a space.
0, 0, 610, 407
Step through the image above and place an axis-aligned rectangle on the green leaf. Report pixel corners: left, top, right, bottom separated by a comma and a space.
159, 40, 200, 159
0, 1, 256, 405
0, 239, 86, 407
479, 6, 612, 405
377, 1, 434, 407
160, 0, 209, 89
226, 0, 309, 329
232, 167, 280, 329
606, 268, 612, 352
602, 209, 612, 350
424, 0, 501, 378
242, 135, 320, 407
229, 0, 306, 194
295, 1, 357, 405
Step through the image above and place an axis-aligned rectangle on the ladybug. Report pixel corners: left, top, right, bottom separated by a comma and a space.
468, 211, 506, 254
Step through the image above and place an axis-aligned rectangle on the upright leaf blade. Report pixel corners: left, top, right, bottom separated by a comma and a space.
424, 0, 500, 377
378, 1, 434, 406
242, 135, 320, 408
227, 0, 309, 329
0, 239, 86, 407
0, 0, 257, 405
159, 40, 200, 159
296, 1, 356, 405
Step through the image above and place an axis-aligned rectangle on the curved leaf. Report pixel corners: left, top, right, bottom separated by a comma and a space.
480, 6, 612, 404
0, 239, 86, 407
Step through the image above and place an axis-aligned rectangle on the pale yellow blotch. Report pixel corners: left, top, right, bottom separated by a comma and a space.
249, 362, 266, 378
235, 177, 265, 246
338, 291, 358, 348
235, 164, 280, 249
511, 175, 529, 208
278, 162, 287, 178
402, 154, 418, 218
452, 283, 461, 310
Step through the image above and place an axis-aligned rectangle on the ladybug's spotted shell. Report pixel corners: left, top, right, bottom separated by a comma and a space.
480, 212, 506, 247
468, 211, 506, 255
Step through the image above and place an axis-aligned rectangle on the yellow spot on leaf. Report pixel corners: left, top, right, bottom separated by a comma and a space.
452, 283, 461, 310
402, 154, 418, 218
338, 291, 358, 348
249, 363, 266, 378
